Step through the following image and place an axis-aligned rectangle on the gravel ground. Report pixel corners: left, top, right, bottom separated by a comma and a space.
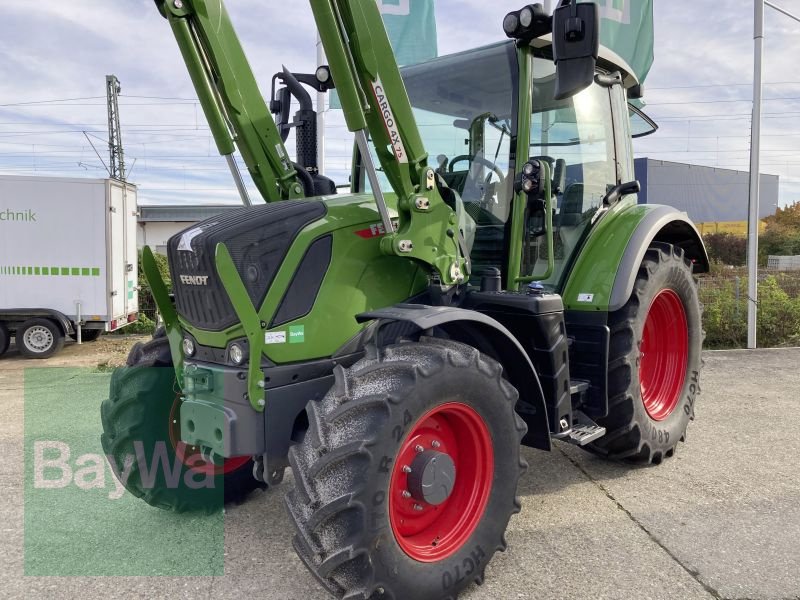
1, 339, 799, 600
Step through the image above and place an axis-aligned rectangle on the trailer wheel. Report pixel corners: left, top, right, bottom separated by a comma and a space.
0, 323, 10, 357
100, 335, 264, 512
70, 329, 102, 342
588, 242, 702, 464
17, 318, 65, 359
286, 337, 527, 599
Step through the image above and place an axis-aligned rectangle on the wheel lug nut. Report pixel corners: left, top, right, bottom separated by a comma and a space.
413, 504, 424, 511
402, 465, 412, 473
431, 440, 441, 449
401, 490, 411, 499
414, 444, 424, 453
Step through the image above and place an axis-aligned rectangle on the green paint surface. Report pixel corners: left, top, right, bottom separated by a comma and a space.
23, 369, 223, 576
562, 199, 655, 311
181, 195, 426, 363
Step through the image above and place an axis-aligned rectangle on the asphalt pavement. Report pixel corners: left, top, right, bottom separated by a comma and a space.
1, 344, 799, 600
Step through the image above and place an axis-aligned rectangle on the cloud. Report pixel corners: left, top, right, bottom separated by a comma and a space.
1, 0, 799, 206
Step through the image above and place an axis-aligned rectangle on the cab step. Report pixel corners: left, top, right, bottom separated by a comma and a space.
553, 409, 606, 446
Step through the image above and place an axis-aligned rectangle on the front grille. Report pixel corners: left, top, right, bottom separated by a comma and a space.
167, 201, 327, 331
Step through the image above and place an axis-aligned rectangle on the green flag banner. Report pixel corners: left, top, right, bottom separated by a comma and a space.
329, 0, 438, 109
379, 0, 438, 67
596, 0, 654, 84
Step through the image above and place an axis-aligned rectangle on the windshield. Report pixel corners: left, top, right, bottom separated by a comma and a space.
365, 42, 519, 278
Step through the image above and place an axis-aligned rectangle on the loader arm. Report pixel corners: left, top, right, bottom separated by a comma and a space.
310, 0, 468, 285
156, 0, 305, 202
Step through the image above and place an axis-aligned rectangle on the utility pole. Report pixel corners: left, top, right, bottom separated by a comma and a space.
106, 75, 126, 181
747, 1, 764, 349
747, 0, 800, 348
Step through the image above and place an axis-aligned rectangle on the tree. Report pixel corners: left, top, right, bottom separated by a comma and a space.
759, 201, 800, 264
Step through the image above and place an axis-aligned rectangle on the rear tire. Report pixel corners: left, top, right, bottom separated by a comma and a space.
100, 335, 264, 511
587, 242, 702, 464
286, 337, 527, 600
0, 323, 10, 357
70, 329, 102, 342
17, 318, 64, 359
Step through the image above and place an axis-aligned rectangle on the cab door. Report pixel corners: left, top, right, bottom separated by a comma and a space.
512, 53, 619, 290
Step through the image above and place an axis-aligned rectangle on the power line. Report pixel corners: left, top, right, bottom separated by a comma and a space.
0, 96, 105, 107
647, 96, 800, 106
647, 81, 800, 90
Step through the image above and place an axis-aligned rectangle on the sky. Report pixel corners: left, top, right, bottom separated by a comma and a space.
0, 0, 799, 209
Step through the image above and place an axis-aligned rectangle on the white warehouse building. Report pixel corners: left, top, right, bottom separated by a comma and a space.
137, 204, 241, 255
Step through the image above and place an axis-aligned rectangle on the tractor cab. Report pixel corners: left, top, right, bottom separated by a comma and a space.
355, 39, 655, 290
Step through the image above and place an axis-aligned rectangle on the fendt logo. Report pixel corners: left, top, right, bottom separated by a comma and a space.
0, 208, 37, 222
180, 275, 209, 286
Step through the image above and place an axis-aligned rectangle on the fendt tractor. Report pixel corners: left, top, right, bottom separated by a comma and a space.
101, 1, 707, 598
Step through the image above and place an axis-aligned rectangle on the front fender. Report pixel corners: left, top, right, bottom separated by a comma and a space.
357, 304, 551, 451
563, 202, 709, 312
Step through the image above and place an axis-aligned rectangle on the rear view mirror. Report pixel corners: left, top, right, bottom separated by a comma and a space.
552, 2, 599, 100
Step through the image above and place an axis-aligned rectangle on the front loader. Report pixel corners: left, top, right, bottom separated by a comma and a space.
101, 1, 708, 598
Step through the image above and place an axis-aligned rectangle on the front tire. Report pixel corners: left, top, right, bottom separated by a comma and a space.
100, 335, 264, 511
286, 337, 527, 600
588, 242, 702, 464
18, 318, 64, 359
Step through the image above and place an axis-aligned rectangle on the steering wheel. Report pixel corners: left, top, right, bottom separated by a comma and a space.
448, 155, 506, 184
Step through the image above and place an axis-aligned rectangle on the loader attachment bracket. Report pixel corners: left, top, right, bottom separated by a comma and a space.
141, 245, 184, 378
214, 242, 266, 410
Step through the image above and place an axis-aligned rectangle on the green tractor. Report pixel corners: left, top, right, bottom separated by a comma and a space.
101, 1, 707, 598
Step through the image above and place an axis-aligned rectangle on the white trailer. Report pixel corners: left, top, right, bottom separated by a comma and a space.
0, 175, 138, 358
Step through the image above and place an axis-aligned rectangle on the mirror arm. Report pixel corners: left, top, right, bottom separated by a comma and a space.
601, 180, 641, 206
591, 180, 640, 225
594, 72, 624, 88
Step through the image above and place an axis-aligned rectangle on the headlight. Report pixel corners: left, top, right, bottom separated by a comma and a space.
230, 343, 245, 365
503, 13, 519, 35
315, 66, 331, 84
182, 337, 196, 357
521, 177, 535, 193
519, 6, 533, 27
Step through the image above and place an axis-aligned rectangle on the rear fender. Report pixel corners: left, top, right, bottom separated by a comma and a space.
357, 305, 551, 451
609, 207, 709, 312
563, 203, 709, 312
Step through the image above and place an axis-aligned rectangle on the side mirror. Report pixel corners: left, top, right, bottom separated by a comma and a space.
270, 87, 292, 143
552, 2, 599, 100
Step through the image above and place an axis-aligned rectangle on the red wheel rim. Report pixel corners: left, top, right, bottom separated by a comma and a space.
640, 289, 689, 421
389, 402, 494, 562
168, 398, 251, 476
